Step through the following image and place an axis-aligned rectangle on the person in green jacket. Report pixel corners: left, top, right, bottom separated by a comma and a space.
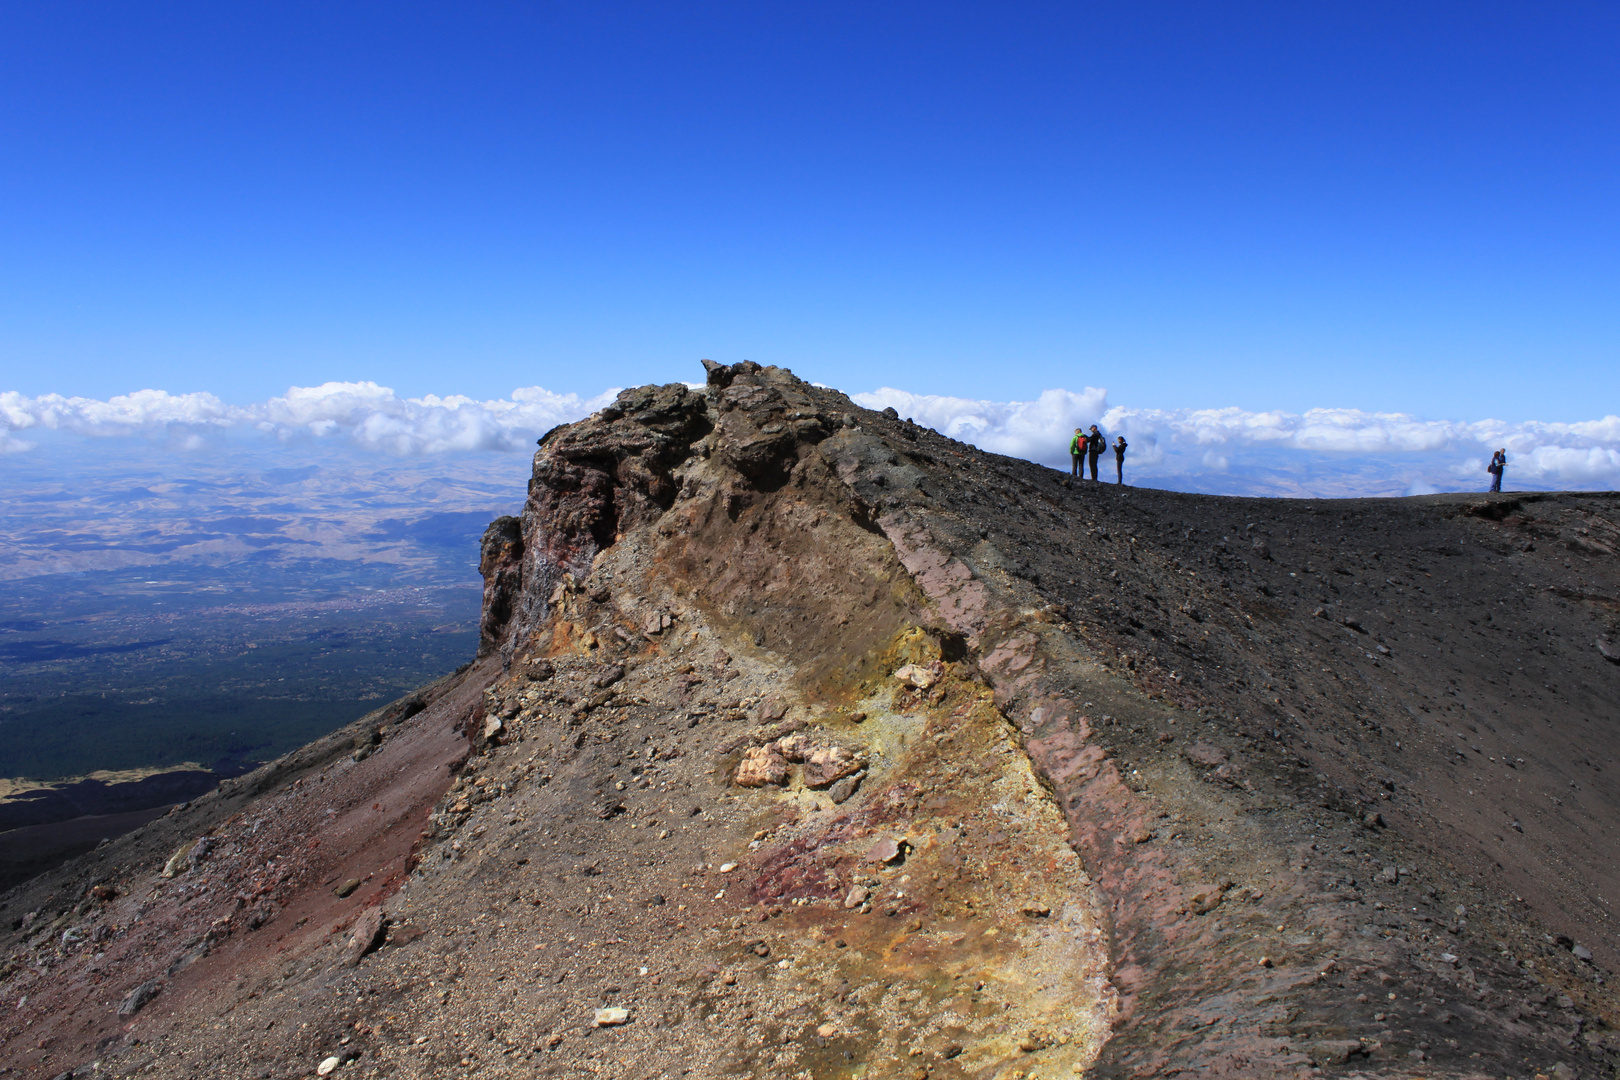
1069, 428, 1084, 477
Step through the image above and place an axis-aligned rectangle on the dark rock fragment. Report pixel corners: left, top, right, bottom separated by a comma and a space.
344, 907, 388, 966
117, 979, 161, 1017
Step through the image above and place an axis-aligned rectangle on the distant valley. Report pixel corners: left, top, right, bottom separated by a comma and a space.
0, 437, 528, 881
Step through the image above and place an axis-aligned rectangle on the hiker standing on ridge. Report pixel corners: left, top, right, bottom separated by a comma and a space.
1087, 425, 1105, 481
1114, 436, 1128, 484
1069, 428, 1085, 478
1489, 448, 1507, 492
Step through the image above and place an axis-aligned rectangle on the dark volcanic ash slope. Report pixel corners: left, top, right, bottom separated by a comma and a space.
2, 360, 1619, 1080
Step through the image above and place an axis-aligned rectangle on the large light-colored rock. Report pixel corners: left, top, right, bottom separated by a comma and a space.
773, 733, 812, 762
734, 745, 788, 787
892, 663, 940, 689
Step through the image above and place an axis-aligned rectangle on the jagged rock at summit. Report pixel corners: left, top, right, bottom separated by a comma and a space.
3, 362, 1620, 1079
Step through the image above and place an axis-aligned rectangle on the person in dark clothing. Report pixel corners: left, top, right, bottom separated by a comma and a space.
1489, 448, 1506, 492
1086, 425, 1104, 481
1069, 428, 1084, 477
1113, 435, 1128, 484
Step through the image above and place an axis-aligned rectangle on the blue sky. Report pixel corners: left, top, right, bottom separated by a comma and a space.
2, 1, 1618, 422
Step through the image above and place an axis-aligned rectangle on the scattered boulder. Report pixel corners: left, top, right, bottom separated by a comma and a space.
117, 979, 161, 1017
734, 745, 788, 787
892, 663, 941, 690
773, 733, 812, 762
161, 837, 205, 879
1598, 637, 1620, 664
734, 732, 859, 789
864, 838, 903, 865
1304, 1040, 1365, 1066
803, 746, 861, 788
1182, 742, 1229, 768
593, 1007, 630, 1027
335, 878, 363, 898
344, 907, 388, 966
1186, 885, 1225, 915
828, 772, 862, 804
1018, 1031, 1050, 1053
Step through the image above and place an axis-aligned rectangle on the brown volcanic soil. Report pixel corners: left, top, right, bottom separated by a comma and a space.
1, 360, 1618, 1080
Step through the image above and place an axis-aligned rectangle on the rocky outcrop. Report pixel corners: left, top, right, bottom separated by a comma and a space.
476, 515, 524, 657
502, 382, 711, 660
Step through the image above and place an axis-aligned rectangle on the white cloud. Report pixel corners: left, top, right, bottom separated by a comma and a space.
0, 382, 620, 456
860, 387, 1620, 495
851, 387, 1109, 461
255, 381, 622, 454
0, 388, 238, 436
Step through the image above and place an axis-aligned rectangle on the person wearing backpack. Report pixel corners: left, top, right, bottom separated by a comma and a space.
1087, 425, 1105, 481
1488, 449, 1506, 492
1069, 428, 1085, 478
1114, 435, 1129, 484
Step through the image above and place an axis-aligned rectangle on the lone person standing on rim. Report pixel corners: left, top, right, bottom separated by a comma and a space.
1087, 425, 1105, 481
1069, 428, 1085, 478
1114, 435, 1129, 484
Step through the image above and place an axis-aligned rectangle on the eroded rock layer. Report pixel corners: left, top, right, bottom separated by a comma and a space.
2, 361, 1619, 1080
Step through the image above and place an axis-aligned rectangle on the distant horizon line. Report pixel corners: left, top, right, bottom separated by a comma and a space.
4, 380, 1619, 497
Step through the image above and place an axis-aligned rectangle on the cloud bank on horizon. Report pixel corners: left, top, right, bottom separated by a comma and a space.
850, 387, 1620, 497
4, 381, 1618, 498
0, 382, 622, 456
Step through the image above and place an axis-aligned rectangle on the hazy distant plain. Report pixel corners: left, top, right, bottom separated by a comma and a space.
0, 439, 525, 779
